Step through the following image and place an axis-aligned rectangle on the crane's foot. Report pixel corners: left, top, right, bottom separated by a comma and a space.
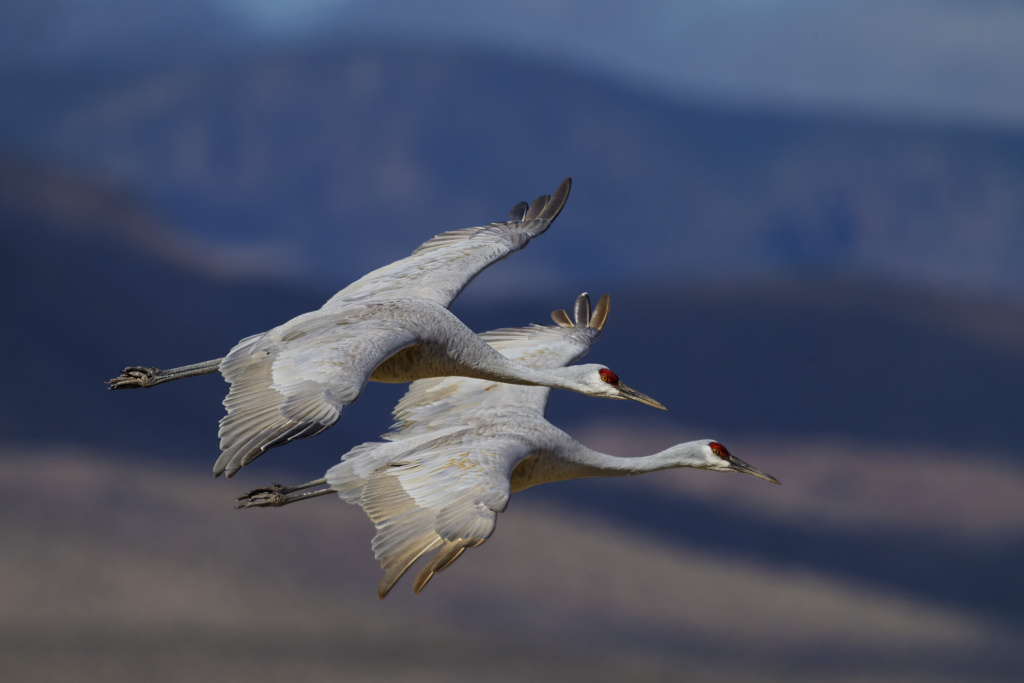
236, 484, 289, 508
106, 358, 223, 390
106, 366, 163, 390
235, 478, 332, 509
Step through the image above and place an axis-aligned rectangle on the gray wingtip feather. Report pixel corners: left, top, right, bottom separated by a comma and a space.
573, 292, 591, 328
507, 201, 529, 222
523, 194, 549, 221
522, 177, 572, 223
540, 177, 571, 223
551, 309, 574, 328
589, 294, 611, 331
412, 541, 471, 594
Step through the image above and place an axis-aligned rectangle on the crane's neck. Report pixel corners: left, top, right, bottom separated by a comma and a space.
419, 334, 583, 390
511, 439, 710, 492
476, 361, 580, 391
574, 441, 707, 475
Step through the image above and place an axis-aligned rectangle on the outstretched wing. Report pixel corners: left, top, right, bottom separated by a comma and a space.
326, 431, 531, 598
215, 313, 419, 478
324, 293, 610, 597
213, 180, 569, 476
387, 293, 609, 440
320, 178, 571, 310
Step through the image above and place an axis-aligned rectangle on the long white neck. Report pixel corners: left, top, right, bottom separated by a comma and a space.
572, 441, 708, 475
427, 329, 587, 391
472, 358, 583, 391
511, 439, 711, 492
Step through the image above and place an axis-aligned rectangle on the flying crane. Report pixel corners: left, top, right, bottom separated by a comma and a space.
107, 179, 666, 477
236, 293, 779, 598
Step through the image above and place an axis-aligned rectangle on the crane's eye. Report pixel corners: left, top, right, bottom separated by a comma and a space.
709, 442, 729, 458
598, 368, 619, 385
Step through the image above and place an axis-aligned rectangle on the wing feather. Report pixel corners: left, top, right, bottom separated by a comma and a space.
320, 178, 571, 310
321, 293, 610, 596
386, 294, 604, 440
214, 315, 419, 477
326, 435, 527, 598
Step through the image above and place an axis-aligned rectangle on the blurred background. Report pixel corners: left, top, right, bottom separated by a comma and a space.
2, 1, 1024, 681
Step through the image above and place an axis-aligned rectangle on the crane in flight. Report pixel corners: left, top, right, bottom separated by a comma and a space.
236, 293, 779, 598
107, 179, 666, 478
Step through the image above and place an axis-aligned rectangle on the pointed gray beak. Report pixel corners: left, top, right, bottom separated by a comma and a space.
728, 456, 780, 485
616, 382, 669, 411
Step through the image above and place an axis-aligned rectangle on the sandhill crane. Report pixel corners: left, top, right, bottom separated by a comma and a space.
236, 293, 779, 598
107, 179, 666, 478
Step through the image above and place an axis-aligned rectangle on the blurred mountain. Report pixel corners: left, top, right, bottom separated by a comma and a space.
4, 45, 1024, 300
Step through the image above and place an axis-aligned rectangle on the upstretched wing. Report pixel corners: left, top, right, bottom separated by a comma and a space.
387, 293, 609, 439
320, 178, 571, 310
325, 293, 609, 596
327, 432, 530, 598
214, 314, 419, 478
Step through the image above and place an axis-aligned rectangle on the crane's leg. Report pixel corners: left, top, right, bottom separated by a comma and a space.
235, 478, 332, 509
106, 358, 223, 390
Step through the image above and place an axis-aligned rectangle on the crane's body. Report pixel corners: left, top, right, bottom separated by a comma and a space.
238, 293, 779, 598
108, 179, 666, 478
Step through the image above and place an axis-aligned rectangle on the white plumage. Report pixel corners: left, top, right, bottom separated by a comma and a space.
237, 293, 779, 598
108, 179, 667, 477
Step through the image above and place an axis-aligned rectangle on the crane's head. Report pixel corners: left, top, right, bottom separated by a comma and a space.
693, 439, 780, 484
563, 364, 668, 410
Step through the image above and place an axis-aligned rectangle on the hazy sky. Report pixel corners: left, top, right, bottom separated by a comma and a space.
3, 0, 1023, 129
213, 0, 1024, 130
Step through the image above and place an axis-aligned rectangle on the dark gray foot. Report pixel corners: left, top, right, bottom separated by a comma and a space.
106, 358, 223, 390
106, 366, 162, 390
235, 484, 289, 508
235, 478, 332, 509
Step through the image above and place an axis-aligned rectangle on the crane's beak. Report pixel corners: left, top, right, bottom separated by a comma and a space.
616, 382, 669, 411
727, 456, 780, 485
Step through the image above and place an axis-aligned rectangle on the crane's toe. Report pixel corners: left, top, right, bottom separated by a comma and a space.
106, 366, 162, 390
235, 484, 288, 508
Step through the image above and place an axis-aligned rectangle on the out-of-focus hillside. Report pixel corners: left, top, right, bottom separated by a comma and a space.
2, 447, 1020, 683
4, 46, 1024, 298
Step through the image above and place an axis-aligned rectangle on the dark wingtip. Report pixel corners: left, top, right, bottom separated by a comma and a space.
573, 292, 591, 328
522, 177, 572, 223
551, 308, 574, 328
589, 294, 610, 331
508, 201, 529, 222
523, 194, 550, 221
539, 177, 572, 223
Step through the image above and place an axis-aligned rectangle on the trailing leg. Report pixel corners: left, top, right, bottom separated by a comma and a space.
235, 478, 333, 508
106, 358, 223, 390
